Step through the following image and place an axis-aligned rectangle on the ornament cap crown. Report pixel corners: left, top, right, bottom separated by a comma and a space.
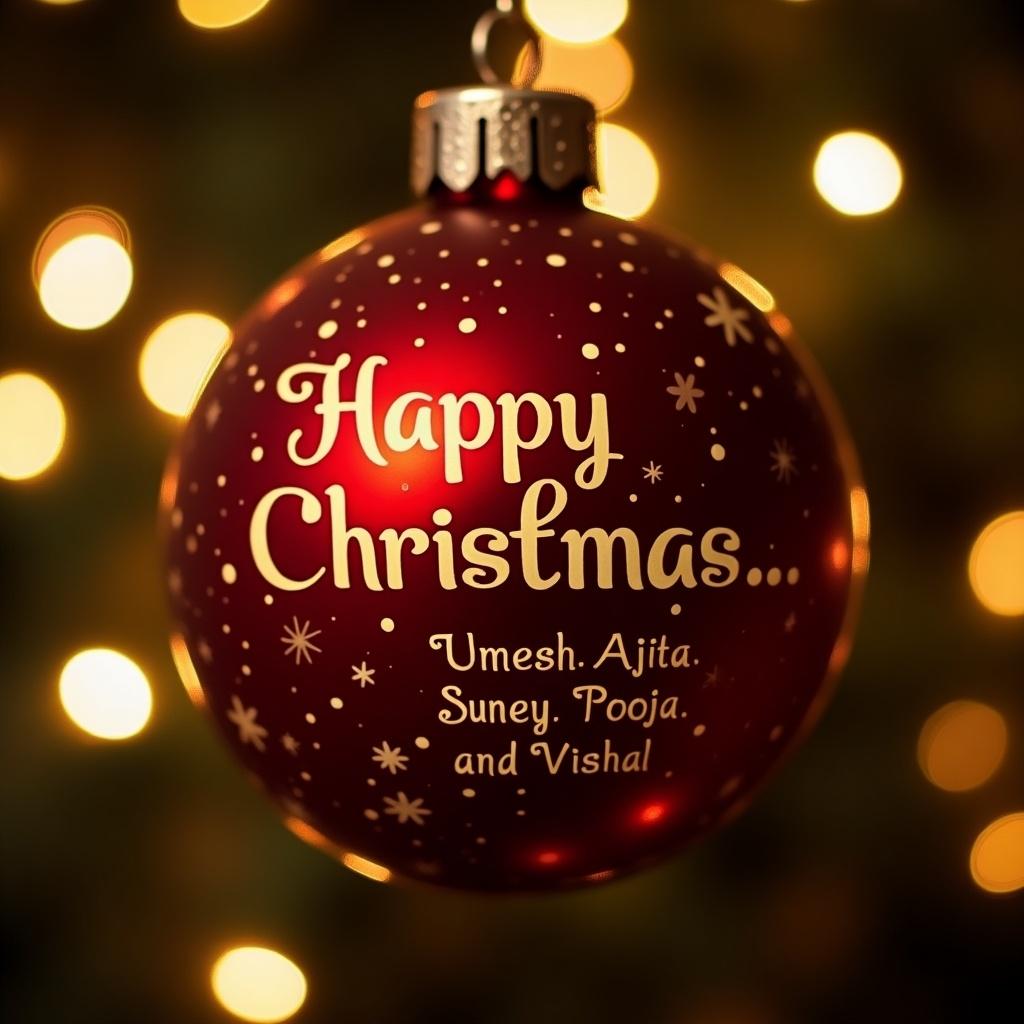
410, 85, 597, 198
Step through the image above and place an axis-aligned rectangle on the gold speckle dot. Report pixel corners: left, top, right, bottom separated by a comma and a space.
388, 273, 401, 284
317, 320, 338, 339
710, 443, 726, 461
415, 736, 430, 750
693, 724, 706, 737
462, 788, 476, 798
767, 567, 782, 586
618, 232, 639, 246
787, 567, 800, 584
746, 567, 763, 586
546, 253, 567, 268
380, 616, 395, 632
413, 337, 425, 348
377, 254, 395, 268
330, 697, 343, 710
476, 257, 489, 267
614, 343, 626, 353
620, 261, 635, 273
581, 342, 600, 360
305, 712, 316, 724
216, 474, 227, 487
251, 446, 264, 463
770, 725, 784, 742
589, 302, 602, 313
695, 355, 706, 367
364, 808, 380, 820
458, 317, 477, 334
420, 221, 442, 235
221, 563, 237, 584
670, 603, 682, 616
263, 594, 274, 605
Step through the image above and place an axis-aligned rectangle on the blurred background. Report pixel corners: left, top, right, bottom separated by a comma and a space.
2, 0, 1023, 1021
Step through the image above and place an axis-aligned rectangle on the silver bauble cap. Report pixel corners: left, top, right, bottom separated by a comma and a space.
410, 85, 598, 196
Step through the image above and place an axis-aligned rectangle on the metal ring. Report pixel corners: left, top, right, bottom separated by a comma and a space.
471, 2, 543, 87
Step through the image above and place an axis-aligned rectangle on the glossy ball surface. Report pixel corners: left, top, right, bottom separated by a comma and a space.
164, 197, 866, 891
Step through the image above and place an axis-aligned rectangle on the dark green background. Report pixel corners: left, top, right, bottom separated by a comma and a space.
2, 1, 1022, 1021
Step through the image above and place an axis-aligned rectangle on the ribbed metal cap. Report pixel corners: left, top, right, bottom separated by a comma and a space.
410, 85, 598, 196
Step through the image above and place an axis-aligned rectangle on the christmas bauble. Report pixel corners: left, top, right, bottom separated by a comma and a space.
163, 85, 867, 892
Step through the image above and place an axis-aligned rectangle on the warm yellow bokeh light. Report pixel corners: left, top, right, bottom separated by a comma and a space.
0, 372, 67, 481
584, 123, 659, 220
813, 131, 903, 216
211, 947, 308, 1023
38, 233, 133, 330
527, 36, 633, 114
971, 813, 1024, 894
917, 700, 1008, 793
178, 0, 273, 30
969, 511, 1024, 616
139, 312, 231, 417
525, 0, 627, 44
58, 648, 152, 740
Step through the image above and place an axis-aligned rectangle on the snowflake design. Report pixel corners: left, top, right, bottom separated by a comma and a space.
642, 461, 663, 484
351, 661, 376, 687
372, 741, 409, 775
769, 438, 798, 483
697, 287, 752, 346
226, 695, 267, 752
383, 791, 431, 825
666, 371, 704, 414
281, 617, 322, 665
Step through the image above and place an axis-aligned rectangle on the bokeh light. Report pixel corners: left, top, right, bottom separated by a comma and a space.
584, 123, 659, 220
0, 372, 67, 481
211, 946, 308, 1023
917, 700, 1007, 792
139, 312, 231, 417
35, 208, 133, 330
527, 36, 633, 114
970, 813, 1024, 894
58, 648, 153, 740
969, 511, 1024, 616
813, 131, 903, 216
178, 0, 273, 30
524, 0, 628, 44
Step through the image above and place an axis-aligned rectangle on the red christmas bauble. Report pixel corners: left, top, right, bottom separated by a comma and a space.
164, 87, 866, 892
